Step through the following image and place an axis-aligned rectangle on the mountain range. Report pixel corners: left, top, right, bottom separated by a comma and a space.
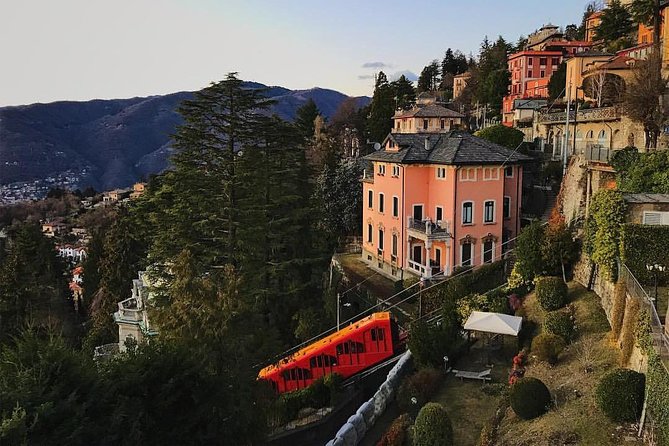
0, 83, 369, 192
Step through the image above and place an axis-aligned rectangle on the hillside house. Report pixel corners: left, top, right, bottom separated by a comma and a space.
42, 219, 67, 237
361, 115, 530, 280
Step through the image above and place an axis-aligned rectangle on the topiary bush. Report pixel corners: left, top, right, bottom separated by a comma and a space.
413, 402, 453, 446
509, 377, 552, 420
535, 276, 568, 311
595, 368, 645, 422
543, 308, 576, 343
531, 332, 566, 365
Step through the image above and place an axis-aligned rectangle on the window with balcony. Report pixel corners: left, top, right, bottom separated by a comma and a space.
379, 193, 385, 213
392, 196, 399, 218
484, 200, 495, 223
436, 167, 447, 179
462, 202, 473, 225
368, 190, 373, 208
503, 196, 511, 219
367, 224, 373, 243
436, 206, 443, 222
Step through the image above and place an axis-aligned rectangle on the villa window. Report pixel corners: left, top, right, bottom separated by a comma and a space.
436, 167, 447, 179
393, 196, 399, 218
462, 243, 472, 266
367, 224, 373, 243
483, 241, 494, 264
484, 200, 495, 223
503, 196, 511, 219
423, 119, 429, 130
378, 229, 384, 251
379, 193, 385, 213
436, 206, 443, 222
483, 167, 499, 181
462, 202, 473, 225
527, 70, 533, 78
392, 165, 400, 176
368, 190, 373, 208
539, 57, 547, 66
378, 164, 386, 175
459, 168, 477, 182
392, 234, 398, 256
505, 166, 513, 177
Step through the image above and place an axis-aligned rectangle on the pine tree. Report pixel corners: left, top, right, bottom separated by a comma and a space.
294, 98, 320, 140
595, 0, 634, 49
366, 71, 395, 144
391, 75, 416, 110
417, 60, 441, 92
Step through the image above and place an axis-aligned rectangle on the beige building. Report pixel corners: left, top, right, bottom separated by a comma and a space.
453, 72, 471, 99
114, 271, 156, 351
392, 99, 464, 134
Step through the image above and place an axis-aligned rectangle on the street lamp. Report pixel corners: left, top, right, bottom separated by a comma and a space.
646, 263, 666, 309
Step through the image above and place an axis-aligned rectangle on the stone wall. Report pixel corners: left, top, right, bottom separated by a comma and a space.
558, 155, 588, 225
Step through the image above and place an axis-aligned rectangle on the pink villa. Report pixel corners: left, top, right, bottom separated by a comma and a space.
361, 104, 530, 280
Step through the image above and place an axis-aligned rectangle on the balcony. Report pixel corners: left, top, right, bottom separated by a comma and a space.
538, 106, 620, 124
114, 297, 143, 324
407, 217, 452, 241
408, 259, 428, 276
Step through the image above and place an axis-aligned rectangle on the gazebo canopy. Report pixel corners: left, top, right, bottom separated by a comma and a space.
463, 311, 523, 336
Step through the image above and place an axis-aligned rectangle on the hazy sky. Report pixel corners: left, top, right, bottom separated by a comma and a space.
1, 0, 589, 106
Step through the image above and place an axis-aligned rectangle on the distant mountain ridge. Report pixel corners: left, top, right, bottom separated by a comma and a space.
0, 83, 369, 191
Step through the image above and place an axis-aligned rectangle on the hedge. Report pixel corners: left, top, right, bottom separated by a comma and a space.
586, 190, 626, 279
646, 352, 669, 445
509, 377, 552, 420
620, 224, 669, 284
377, 413, 412, 446
595, 368, 645, 422
535, 276, 568, 311
413, 402, 453, 446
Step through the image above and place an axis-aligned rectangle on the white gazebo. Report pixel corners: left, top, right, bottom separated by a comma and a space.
464, 311, 523, 336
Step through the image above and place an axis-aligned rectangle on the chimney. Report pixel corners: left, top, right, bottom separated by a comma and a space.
424, 138, 429, 151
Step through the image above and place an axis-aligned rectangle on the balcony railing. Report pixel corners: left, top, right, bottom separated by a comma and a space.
538, 106, 620, 124
408, 259, 427, 275
408, 217, 451, 239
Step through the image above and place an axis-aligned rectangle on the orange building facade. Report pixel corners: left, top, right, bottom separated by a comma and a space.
361, 106, 529, 280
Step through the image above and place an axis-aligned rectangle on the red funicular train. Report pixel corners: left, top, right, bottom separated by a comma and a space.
258, 312, 401, 393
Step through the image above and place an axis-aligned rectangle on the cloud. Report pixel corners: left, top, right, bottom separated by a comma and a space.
389, 70, 419, 82
361, 61, 389, 69
358, 74, 376, 80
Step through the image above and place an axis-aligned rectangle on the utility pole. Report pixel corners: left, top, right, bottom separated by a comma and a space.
563, 80, 572, 175
336, 293, 340, 331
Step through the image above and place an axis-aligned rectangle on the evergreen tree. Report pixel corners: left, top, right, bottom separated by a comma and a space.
366, 71, 395, 144
417, 60, 441, 92
475, 36, 512, 115
391, 74, 416, 110
313, 160, 363, 240
294, 98, 320, 140
595, 0, 634, 49
548, 62, 567, 100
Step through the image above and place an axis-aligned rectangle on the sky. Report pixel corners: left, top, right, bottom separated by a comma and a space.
0, 0, 589, 106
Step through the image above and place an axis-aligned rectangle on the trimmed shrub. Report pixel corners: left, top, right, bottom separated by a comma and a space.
413, 402, 453, 446
543, 309, 576, 343
397, 368, 442, 416
531, 332, 566, 365
377, 413, 411, 446
596, 369, 646, 422
535, 276, 568, 311
509, 377, 552, 420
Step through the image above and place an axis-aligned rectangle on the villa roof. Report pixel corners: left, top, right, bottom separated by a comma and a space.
393, 104, 464, 119
622, 193, 669, 204
364, 131, 533, 166
597, 55, 634, 71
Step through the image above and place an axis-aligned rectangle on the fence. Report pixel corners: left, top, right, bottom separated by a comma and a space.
619, 262, 669, 369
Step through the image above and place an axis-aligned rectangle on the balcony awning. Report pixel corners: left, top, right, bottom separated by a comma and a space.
464, 311, 523, 336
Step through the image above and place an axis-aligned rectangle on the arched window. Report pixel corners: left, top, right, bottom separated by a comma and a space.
598, 130, 607, 147
586, 130, 594, 140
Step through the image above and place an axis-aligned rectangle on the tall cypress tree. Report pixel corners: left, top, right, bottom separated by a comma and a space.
294, 98, 320, 140
366, 72, 395, 144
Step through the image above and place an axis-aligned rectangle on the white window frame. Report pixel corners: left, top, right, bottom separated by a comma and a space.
483, 200, 495, 224
436, 167, 447, 180
503, 196, 511, 219
378, 193, 385, 214
482, 240, 495, 264
413, 203, 425, 221
392, 196, 399, 218
462, 201, 474, 225
392, 165, 401, 177
368, 189, 373, 209
505, 166, 514, 178
378, 229, 384, 251
435, 206, 444, 223
378, 164, 386, 175
367, 224, 373, 243
460, 242, 473, 267
459, 167, 477, 182
483, 167, 499, 181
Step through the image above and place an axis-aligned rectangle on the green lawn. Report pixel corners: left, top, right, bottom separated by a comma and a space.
495, 284, 644, 446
